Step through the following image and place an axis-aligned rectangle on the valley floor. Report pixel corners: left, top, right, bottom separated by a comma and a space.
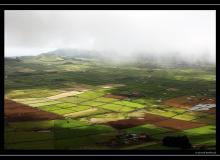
4, 57, 216, 150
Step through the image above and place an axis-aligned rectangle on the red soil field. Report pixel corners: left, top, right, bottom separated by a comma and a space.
5, 99, 63, 122
162, 96, 216, 109
105, 112, 205, 130
153, 119, 205, 130
105, 113, 168, 129
105, 94, 128, 100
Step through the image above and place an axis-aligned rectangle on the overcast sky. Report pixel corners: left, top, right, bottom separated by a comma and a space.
5, 10, 216, 62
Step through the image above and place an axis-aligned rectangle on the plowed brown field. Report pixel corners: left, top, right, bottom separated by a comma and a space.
105, 113, 168, 129
105, 94, 128, 100
5, 99, 63, 122
105, 112, 205, 130
153, 119, 205, 130
162, 96, 216, 109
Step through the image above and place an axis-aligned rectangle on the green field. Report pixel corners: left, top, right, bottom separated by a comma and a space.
4, 55, 216, 150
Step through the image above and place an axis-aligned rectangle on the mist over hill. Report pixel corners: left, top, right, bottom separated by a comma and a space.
5, 10, 215, 66
38, 48, 215, 67
5, 47, 215, 69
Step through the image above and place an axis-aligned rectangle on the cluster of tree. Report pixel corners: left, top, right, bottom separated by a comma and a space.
162, 135, 192, 149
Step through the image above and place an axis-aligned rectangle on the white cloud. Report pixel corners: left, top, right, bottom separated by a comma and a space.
5, 10, 216, 63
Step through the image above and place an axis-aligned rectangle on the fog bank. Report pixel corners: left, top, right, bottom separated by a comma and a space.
5, 10, 216, 64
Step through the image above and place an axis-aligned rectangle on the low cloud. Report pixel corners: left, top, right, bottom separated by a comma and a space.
5, 10, 216, 64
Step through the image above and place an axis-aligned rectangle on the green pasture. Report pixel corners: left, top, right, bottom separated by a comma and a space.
98, 103, 135, 113
112, 100, 145, 109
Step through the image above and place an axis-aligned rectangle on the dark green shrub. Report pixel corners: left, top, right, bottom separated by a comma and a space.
162, 135, 192, 149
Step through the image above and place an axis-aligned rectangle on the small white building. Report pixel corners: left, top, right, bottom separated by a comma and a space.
190, 104, 216, 111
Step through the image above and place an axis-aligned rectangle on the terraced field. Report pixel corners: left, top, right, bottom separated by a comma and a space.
4, 56, 216, 150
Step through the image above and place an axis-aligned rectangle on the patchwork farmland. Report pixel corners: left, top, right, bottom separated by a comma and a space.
4, 56, 216, 150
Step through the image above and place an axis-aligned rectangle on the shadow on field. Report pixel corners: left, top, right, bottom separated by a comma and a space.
5, 117, 216, 150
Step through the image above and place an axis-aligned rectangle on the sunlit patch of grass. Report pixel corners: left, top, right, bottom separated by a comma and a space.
98, 103, 135, 112
113, 100, 145, 109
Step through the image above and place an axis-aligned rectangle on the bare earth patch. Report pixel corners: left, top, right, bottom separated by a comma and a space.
105, 112, 205, 130
105, 94, 128, 100
162, 96, 216, 109
104, 113, 167, 129
5, 99, 63, 122
153, 119, 205, 130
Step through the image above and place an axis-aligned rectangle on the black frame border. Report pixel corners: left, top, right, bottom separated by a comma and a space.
0, 4, 218, 156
